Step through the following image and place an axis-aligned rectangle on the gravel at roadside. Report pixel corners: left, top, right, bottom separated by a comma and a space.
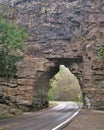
63, 109, 104, 130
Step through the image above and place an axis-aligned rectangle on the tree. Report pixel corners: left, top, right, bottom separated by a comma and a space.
0, 14, 28, 78
48, 65, 82, 102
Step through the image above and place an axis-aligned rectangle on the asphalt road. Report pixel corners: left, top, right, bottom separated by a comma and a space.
0, 101, 80, 130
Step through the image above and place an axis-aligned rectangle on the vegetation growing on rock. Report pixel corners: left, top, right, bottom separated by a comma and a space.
97, 45, 104, 58
0, 13, 28, 78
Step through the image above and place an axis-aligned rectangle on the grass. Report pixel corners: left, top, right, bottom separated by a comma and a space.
0, 114, 15, 120
49, 101, 58, 108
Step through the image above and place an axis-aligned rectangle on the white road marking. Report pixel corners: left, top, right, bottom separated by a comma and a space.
52, 108, 80, 130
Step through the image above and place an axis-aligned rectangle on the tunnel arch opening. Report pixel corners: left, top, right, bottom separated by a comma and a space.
48, 65, 83, 102
33, 57, 84, 109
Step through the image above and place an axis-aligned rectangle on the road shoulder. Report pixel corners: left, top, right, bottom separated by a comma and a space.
63, 109, 104, 130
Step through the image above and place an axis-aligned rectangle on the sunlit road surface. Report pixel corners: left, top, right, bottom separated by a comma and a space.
0, 101, 80, 130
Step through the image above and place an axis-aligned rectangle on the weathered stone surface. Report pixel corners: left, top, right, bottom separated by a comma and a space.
0, 104, 23, 115
0, 0, 104, 114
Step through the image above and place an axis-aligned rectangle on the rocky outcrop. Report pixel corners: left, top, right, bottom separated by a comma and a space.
82, 0, 104, 109
0, 0, 104, 114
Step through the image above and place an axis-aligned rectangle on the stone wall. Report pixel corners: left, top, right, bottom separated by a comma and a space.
82, 0, 104, 109
0, 0, 104, 114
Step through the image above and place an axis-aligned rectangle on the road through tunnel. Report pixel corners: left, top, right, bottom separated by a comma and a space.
33, 57, 84, 110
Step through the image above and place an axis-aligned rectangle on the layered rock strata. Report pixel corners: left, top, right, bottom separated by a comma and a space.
0, 0, 104, 114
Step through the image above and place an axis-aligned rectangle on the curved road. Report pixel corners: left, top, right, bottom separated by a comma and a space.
0, 101, 80, 130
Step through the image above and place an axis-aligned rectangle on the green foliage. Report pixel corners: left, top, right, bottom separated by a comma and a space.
49, 101, 58, 108
0, 114, 14, 119
0, 14, 28, 50
48, 65, 82, 102
97, 45, 104, 58
48, 88, 54, 101
0, 50, 22, 78
0, 13, 28, 78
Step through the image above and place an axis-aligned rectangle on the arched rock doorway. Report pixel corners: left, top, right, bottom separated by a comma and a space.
48, 65, 82, 102
32, 57, 84, 110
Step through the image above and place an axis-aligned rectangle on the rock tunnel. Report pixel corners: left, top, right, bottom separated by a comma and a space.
0, 0, 104, 115
32, 57, 84, 110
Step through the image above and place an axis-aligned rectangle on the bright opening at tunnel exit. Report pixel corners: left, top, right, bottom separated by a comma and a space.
48, 65, 82, 103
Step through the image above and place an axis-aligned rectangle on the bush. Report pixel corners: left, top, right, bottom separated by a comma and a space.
0, 13, 28, 78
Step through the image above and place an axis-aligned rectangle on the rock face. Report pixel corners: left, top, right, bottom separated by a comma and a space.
0, 0, 104, 114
